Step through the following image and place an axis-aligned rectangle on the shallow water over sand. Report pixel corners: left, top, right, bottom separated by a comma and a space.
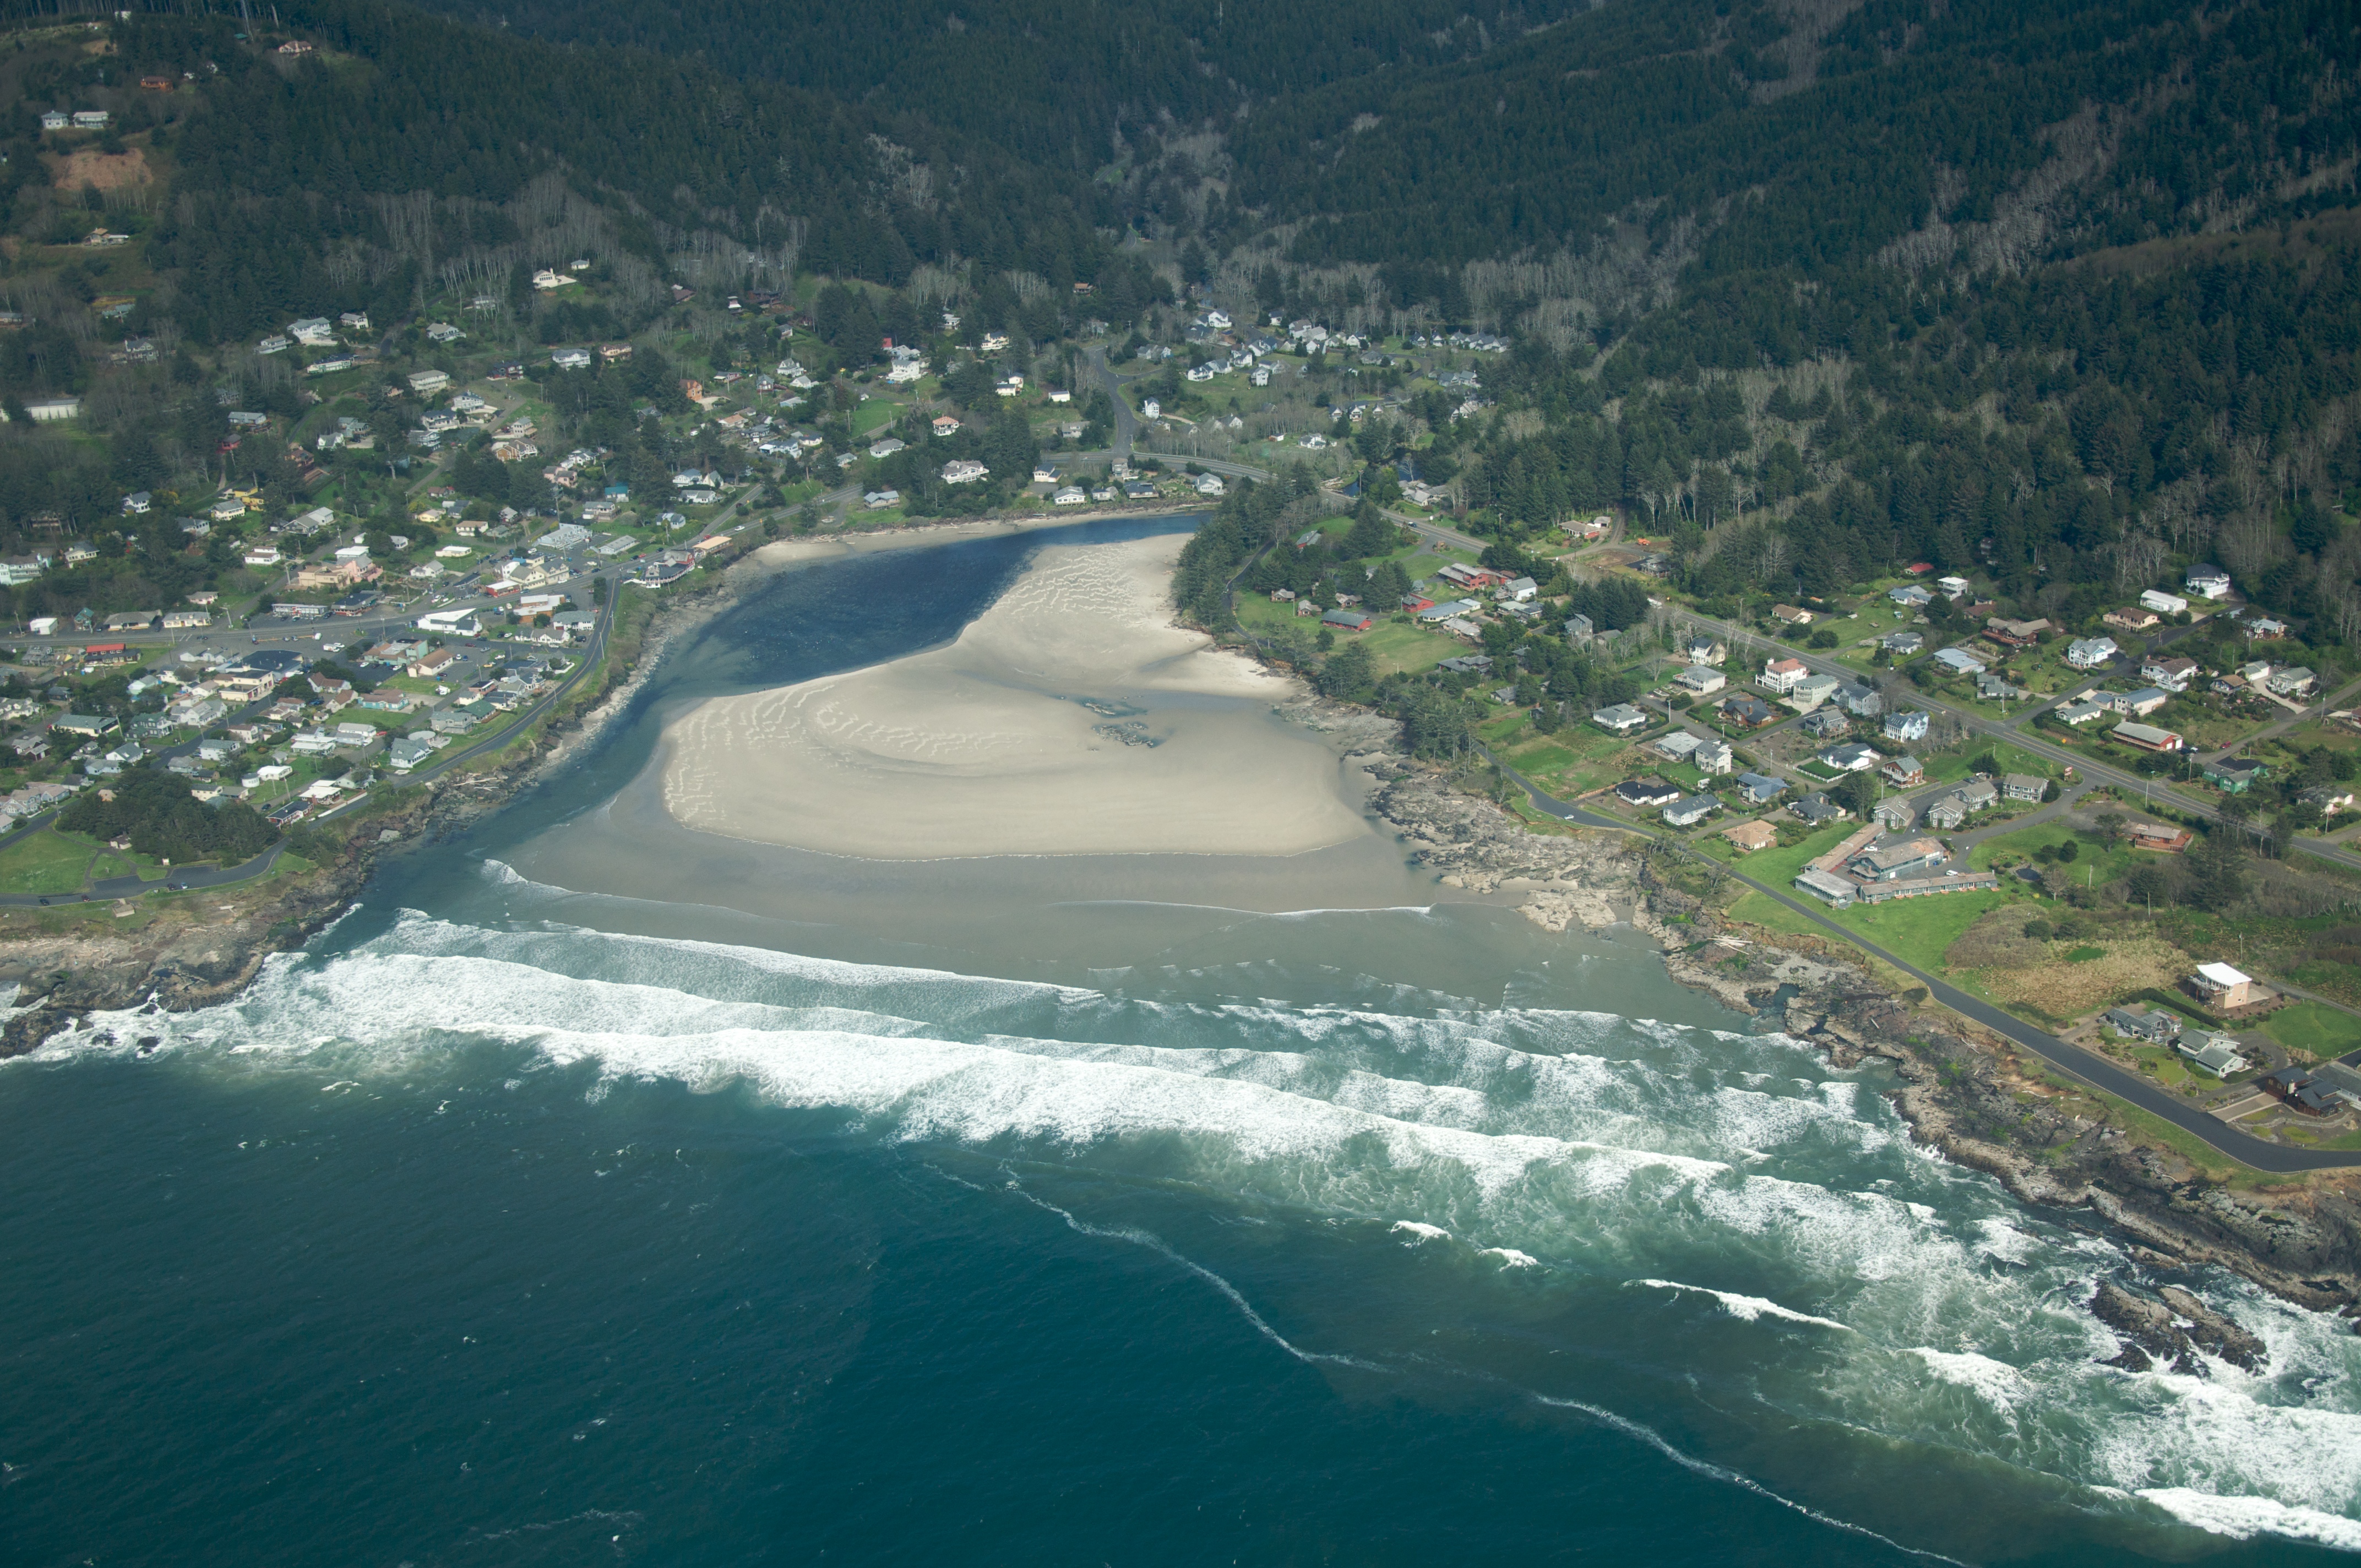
4, 519, 2358, 1566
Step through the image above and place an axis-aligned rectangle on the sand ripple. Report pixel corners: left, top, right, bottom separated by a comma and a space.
660, 536, 1364, 859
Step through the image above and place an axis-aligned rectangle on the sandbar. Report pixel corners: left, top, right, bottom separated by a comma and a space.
660, 534, 1371, 859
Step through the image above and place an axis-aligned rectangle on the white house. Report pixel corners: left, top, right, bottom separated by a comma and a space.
2185, 565, 2231, 600
2139, 589, 2189, 616
1675, 666, 1726, 696
1761, 656, 1810, 694
2064, 636, 2119, 669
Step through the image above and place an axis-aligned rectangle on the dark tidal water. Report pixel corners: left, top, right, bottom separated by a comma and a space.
3, 518, 2356, 1567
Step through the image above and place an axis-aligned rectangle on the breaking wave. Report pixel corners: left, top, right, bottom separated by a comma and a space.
36, 908, 2361, 1551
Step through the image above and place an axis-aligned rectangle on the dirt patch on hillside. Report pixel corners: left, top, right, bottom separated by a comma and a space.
50, 147, 150, 192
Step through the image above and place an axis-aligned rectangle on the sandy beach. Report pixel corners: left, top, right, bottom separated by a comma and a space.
749, 510, 1196, 572
660, 534, 1372, 858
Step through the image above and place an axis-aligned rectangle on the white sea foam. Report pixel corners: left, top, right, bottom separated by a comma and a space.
2137, 1488, 2361, 1550
1908, 1348, 2030, 1409
78, 913, 2361, 1551
1634, 1278, 1854, 1332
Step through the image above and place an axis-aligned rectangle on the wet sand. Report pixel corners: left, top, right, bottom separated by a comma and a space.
660, 535, 1370, 859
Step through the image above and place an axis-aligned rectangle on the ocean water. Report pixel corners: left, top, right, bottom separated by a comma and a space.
4, 519, 2359, 1566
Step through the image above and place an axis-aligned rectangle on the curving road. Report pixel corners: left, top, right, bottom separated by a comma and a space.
1483, 754, 2361, 1171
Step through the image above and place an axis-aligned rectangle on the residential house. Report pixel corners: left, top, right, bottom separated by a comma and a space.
1675, 665, 1727, 696
1662, 794, 1720, 828
2298, 785, 2357, 816
1786, 672, 1840, 710
1982, 617, 2052, 647
2103, 606, 2161, 633
1888, 584, 1934, 608
1835, 680, 1884, 718
1936, 575, 1971, 599
1789, 792, 1845, 825
2186, 962, 2259, 1011
1884, 709, 1929, 743
1799, 709, 1849, 739
1615, 778, 1684, 808
2267, 666, 2319, 699
1683, 636, 1727, 666
2111, 687, 2172, 718
2204, 756, 2266, 793
2139, 589, 2190, 616
1818, 742, 1879, 772
1720, 695, 1777, 729
1771, 603, 1814, 625
1924, 780, 1996, 830
2176, 1035, 2249, 1077
1761, 656, 1810, 694
1721, 819, 1780, 853
1321, 608, 1373, 631
1867, 801, 1914, 833
2064, 636, 2119, 668
2001, 774, 2047, 803
407, 369, 450, 396
1880, 754, 1926, 787
1592, 704, 1650, 734
2141, 655, 2199, 690
1734, 772, 1787, 805
2103, 1006, 2183, 1044
1931, 647, 1986, 677
2185, 565, 2232, 600
1881, 630, 1924, 655
2055, 698, 2110, 725
1656, 732, 1703, 762
1693, 738, 1734, 776
1564, 613, 1595, 643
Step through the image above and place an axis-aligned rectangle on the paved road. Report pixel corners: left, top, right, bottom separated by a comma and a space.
0, 833, 293, 908
1485, 754, 2361, 1172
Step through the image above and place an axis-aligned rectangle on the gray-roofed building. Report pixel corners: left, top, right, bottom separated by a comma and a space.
1614, 777, 1684, 808
1849, 837, 1948, 881
2002, 774, 2047, 802
1734, 772, 1787, 804
2103, 1006, 2182, 1044
1592, 703, 1649, 734
1662, 794, 1720, 828
1789, 792, 1845, 825
1794, 867, 1858, 907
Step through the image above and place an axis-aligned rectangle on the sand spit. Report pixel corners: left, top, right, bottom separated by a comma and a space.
661, 535, 1369, 859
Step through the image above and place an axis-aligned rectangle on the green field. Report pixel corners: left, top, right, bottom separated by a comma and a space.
2260, 1001, 2361, 1062
1490, 721, 1641, 799
1829, 886, 2012, 971
0, 830, 95, 896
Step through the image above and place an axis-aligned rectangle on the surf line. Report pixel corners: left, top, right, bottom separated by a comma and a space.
994, 1173, 1386, 1373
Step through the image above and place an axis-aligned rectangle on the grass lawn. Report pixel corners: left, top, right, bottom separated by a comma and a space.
1723, 888, 1835, 940
2260, 1001, 2361, 1062
1830, 887, 2011, 971
850, 399, 904, 438
2129, 1043, 2197, 1090
0, 829, 95, 895
1722, 821, 1855, 887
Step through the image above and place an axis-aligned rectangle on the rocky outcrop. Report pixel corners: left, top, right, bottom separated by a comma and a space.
2089, 1281, 2268, 1373
1353, 753, 1640, 930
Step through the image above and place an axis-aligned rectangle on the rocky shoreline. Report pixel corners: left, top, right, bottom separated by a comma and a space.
1316, 709, 2361, 1350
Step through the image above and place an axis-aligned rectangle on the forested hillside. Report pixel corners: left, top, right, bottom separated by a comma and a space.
0, 0, 2354, 654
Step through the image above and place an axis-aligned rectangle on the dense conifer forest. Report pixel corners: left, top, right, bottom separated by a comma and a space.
0, 0, 2353, 650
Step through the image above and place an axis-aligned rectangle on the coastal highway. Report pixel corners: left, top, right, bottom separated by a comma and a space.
1489, 755, 2361, 1173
